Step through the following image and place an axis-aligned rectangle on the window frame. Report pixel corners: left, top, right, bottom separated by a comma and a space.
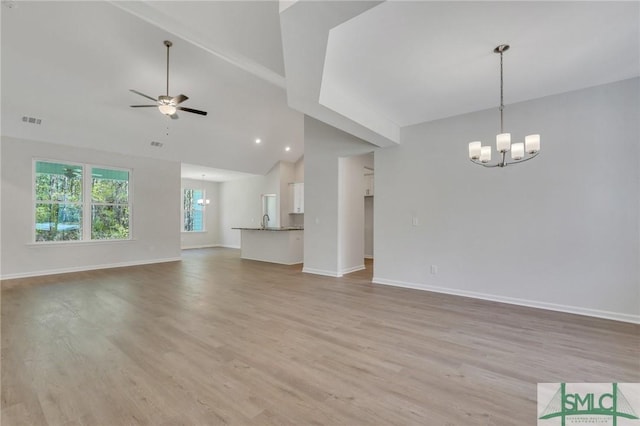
181, 187, 207, 233
33, 159, 133, 244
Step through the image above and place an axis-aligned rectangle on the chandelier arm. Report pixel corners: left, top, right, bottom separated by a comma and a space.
503, 151, 540, 166
470, 151, 539, 168
469, 159, 501, 168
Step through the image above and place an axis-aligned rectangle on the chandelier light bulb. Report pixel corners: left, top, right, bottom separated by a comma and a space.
511, 143, 524, 160
525, 134, 541, 153
480, 146, 491, 163
496, 133, 511, 153
468, 141, 482, 160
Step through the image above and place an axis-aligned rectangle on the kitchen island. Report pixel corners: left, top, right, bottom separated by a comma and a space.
232, 227, 303, 265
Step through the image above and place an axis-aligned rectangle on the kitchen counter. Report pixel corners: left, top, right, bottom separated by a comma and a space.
232, 227, 304, 231
232, 228, 303, 265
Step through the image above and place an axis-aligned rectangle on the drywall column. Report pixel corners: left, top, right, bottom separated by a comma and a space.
303, 116, 374, 277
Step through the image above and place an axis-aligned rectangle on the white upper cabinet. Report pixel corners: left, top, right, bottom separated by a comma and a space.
291, 182, 304, 213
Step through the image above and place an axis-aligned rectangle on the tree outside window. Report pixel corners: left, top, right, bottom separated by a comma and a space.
183, 189, 205, 232
91, 168, 130, 240
35, 162, 83, 241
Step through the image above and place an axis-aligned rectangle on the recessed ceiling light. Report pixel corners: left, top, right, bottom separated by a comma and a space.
285, 146, 291, 152
255, 138, 261, 144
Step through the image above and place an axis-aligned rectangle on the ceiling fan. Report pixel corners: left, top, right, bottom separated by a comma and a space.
130, 40, 207, 119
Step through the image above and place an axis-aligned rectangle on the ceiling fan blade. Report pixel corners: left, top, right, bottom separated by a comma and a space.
172, 94, 188, 104
170, 113, 179, 120
177, 106, 208, 116
130, 105, 157, 108
130, 89, 158, 102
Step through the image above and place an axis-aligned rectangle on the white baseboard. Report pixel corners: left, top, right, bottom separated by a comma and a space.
302, 267, 342, 277
341, 264, 365, 275
181, 244, 220, 250
240, 256, 302, 266
218, 245, 240, 249
1, 257, 182, 281
372, 276, 640, 324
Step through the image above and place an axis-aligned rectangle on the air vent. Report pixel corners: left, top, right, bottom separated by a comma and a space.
150, 141, 163, 147
22, 116, 42, 125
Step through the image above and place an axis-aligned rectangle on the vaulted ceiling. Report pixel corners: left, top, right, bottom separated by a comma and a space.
2, 1, 638, 179
2, 1, 302, 177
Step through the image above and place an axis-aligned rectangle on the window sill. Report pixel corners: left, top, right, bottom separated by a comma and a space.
181, 231, 207, 234
27, 238, 136, 247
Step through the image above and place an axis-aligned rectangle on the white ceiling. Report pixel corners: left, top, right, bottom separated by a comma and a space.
281, 1, 640, 145
2, 1, 639, 178
1, 1, 303, 177
181, 163, 256, 183
320, 1, 640, 128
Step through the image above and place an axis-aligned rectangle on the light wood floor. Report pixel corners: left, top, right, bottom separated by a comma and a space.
2, 248, 639, 425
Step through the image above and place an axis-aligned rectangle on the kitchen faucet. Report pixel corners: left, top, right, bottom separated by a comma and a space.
261, 213, 270, 229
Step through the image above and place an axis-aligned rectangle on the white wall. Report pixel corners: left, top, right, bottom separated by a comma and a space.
294, 156, 304, 182
303, 116, 375, 276
218, 163, 281, 248
373, 78, 640, 323
180, 178, 221, 249
279, 161, 296, 227
1, 136, 181, 279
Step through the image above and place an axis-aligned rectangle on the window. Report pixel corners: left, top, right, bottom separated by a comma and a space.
34, 161, 131, 242
183, 189, 205, 232
91, 168, 130, 240
35, 161, 83, 241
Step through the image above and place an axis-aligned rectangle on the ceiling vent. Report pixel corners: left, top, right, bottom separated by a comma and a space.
150, 141, 163, 147
22, 116, 42, 125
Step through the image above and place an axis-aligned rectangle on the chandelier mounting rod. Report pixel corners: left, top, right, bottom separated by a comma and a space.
494, 44, 509, 134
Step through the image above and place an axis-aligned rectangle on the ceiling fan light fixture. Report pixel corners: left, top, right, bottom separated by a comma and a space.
158, 104, 177, 115
129, 40, 207, 118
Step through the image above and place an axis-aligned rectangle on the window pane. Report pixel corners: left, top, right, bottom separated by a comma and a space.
35, 161, 82, 202
92, 168, 129, 203
92, 205, 130, 240
184, 189, 194, 211
35, 203, 82, 241
183, 189, 204, 232
183, 209, 203, 232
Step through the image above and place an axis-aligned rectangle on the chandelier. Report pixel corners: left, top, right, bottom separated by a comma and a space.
468, 45, 540, 168
197, 174, 210, 206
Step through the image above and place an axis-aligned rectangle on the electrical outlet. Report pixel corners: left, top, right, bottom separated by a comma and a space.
412, 216, 419, 226
430, 265, 438, 275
